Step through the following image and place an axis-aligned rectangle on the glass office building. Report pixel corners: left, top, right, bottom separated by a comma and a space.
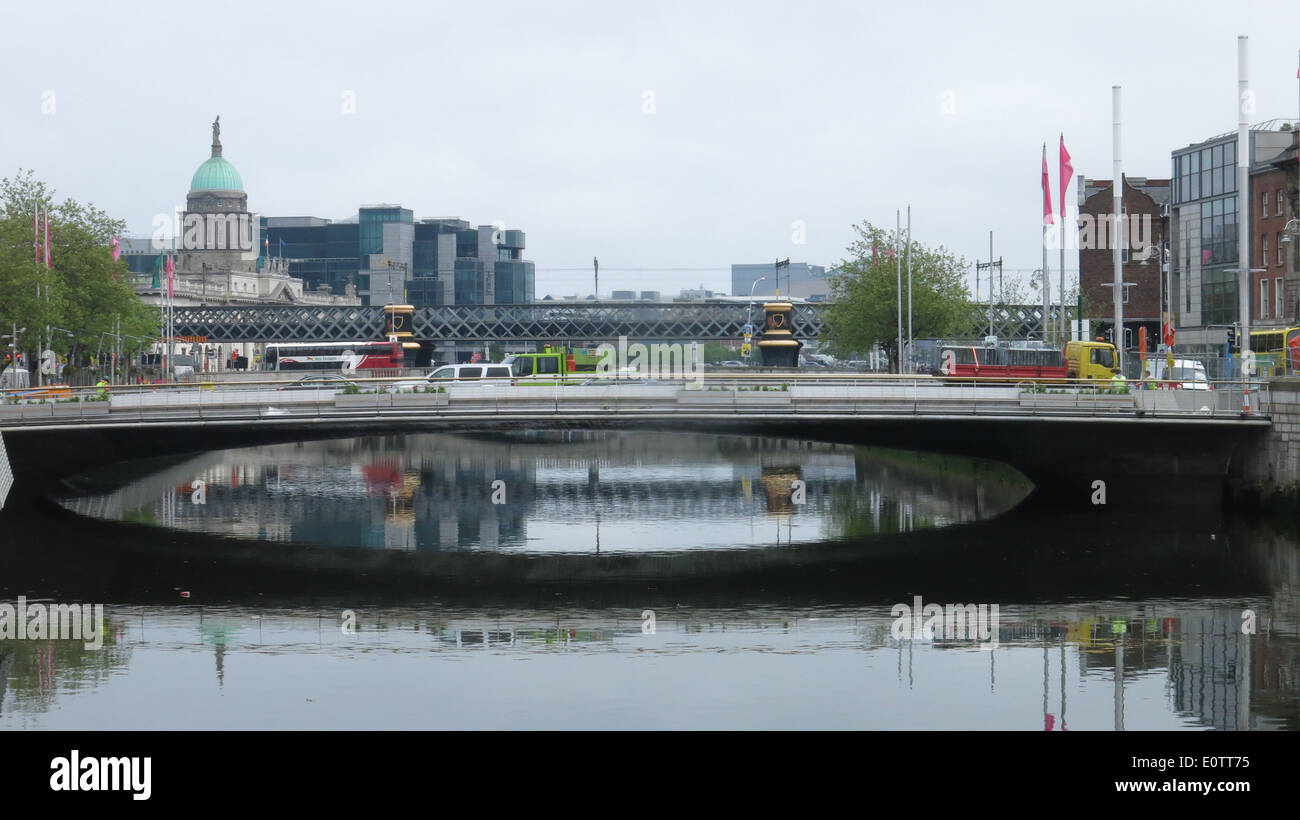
261, 209, 535, 307
1169, 124, 1297, 342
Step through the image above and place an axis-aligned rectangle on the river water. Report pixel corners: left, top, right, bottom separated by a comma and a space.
0, 431, 1296, 729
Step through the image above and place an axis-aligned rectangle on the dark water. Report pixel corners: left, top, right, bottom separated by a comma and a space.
1, 432, 1297, 730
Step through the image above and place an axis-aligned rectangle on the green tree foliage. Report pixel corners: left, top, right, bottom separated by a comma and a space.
700, 341, 738, 364
0, 170, 157, 373
823, 221, 972, 372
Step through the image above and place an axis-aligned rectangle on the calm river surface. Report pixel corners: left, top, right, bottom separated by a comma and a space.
1, 432, 1297, 730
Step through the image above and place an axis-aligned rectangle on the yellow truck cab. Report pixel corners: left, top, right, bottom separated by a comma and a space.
1064, 340, 1120, 380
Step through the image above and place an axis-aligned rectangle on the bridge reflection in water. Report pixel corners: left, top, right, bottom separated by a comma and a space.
0, 432, 1295, 730
55, 432, 1033, 553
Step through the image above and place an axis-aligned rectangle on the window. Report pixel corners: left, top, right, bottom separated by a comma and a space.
1262, 235, 1268, 268
430, 367, 455, 379
1279, 189, 1285, 217
511, 358, 534, 377
458, 367, 482, 379
486, 366, 511, 378
1261, 278, 1270, 319
1263, 191, 1269, 216
1277, 277, 1285, 319
536, 356, 560, 375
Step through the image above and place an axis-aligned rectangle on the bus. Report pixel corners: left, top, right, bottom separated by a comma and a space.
263, 341, 404, 372
1247, 326, 1300, 376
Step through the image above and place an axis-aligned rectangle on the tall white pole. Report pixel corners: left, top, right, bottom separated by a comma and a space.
1060, 136, 1067, 345
896, 209, 903, 373
906, 205, 913, 372
1043, 144, 1051, 343
1113, 86, 1125, 374
1238, 35, 1251, 371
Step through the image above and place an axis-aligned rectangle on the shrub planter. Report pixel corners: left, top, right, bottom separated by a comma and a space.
391, 393, 450, 408
334, 393, 392, 410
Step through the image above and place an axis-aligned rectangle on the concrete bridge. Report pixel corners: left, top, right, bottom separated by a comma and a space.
0, 377, 1272, 512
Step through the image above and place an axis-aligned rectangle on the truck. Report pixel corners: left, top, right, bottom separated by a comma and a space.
938, 339, 1120, 382
504, 345, 603, 384
1063, 340, 1121, 381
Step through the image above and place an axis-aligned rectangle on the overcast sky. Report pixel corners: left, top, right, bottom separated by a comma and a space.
4, 0, 1299, 298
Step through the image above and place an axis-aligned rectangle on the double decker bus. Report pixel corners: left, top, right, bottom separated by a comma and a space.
263, 341, 404, 372
1247, 326, 1300, 376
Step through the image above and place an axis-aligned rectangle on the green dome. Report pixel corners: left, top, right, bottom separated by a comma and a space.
190, 156, 243, 191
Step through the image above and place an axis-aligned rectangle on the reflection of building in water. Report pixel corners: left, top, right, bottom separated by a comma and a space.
59, 432, 1033, 552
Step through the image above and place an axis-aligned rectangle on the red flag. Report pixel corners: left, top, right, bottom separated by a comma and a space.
166, 255, 175, 299
110, 235, 121, 262
1059, 136, 1073, 224
1042, 144, 1054, 226
34, 207, 40, 264
44, 213, 51, 268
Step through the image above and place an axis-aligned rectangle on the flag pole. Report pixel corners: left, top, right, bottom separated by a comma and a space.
1042, 142, 1051, 343
906, 205, 913, 374
896, 209, 903, 374
1059, 134, 1067, 345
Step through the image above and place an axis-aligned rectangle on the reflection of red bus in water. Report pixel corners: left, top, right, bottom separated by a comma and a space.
939, 344, 1067, 380
264, 341, 404, 371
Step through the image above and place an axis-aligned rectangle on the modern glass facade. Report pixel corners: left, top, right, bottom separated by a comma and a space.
261, 209, 534, 307
1173, 138, 1239, 327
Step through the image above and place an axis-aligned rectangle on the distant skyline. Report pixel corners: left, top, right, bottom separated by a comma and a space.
4, 0, 1300, 298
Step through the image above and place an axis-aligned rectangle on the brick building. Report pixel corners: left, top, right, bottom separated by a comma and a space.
1249, 129, 1299, 326
1076, 176, 1170, 350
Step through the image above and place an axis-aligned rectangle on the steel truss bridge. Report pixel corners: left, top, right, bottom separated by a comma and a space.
168, 302, 1074, 343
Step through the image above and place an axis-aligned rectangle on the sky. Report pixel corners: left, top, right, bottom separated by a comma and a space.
3, 0, 1300, 299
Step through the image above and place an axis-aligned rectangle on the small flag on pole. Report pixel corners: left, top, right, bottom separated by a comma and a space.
44, 213, 51, 268
110, 235, 121, 262
166, 255, 175, 299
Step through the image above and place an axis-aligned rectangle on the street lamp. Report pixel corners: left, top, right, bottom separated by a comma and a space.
747, 277, 766, 362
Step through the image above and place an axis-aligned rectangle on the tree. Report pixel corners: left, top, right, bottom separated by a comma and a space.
0, 170, 157, 378
823, 221, 972, 372
700, 341, 737, 364
488, 343, 506, 363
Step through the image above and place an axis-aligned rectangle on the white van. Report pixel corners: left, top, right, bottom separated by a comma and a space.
389, 363, 513, 392
1142, 358, 1211, 390
0, 366, 31, 390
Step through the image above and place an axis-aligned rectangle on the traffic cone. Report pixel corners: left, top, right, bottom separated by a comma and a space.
1241, 389, 1251, 415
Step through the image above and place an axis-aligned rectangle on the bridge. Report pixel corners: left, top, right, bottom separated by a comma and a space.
168, 302, 1072, 342
0, 376, 1270, 513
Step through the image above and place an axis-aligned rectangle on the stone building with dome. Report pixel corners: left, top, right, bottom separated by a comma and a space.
124, 117, 360, 308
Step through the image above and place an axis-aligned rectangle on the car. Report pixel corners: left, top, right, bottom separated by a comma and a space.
278, 374, 358, 391
1142, 358, 1212, 390
719, 360, 745, 368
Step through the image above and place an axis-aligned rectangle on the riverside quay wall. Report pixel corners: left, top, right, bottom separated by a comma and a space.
1234, 378, 1300, 505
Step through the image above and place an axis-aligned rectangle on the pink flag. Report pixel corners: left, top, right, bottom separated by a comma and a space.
1059, 136, 1073, 225
44, 213, 51, 268
110, 235, 121, 262
1042, 144, 1054, 226
166, 255, 175, 299
34, 207, 40, 263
